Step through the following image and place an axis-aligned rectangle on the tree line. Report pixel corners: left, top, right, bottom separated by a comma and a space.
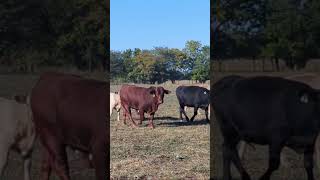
212, 0, 320, 71
0, 0, 108, 73
110, 40, 209, 84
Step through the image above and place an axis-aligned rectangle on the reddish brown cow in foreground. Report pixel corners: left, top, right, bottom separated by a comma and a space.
120, 85, 170, 128
30, 72, 108, 180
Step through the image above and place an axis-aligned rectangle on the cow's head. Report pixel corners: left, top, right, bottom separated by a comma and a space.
148, 86, 171, 104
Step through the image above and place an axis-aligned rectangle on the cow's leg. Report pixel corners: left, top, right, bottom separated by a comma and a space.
78, 150, 94, 169
51, 145, 70, 180
39, 146, 52, 180
190, 106, 198, 122
41, 134, 70, 180
179, 104, 189, 121
304, 146, 315, 180
122, 105, 137, 127
22, 153, 32, 180
222, 142, 232, 180
148, 113, 155, 129
110, 106, 113, 118
229, 142, 251, 180
238, 141, 247, 161
121, 104, 127, 124
92, 141, 108, 180
314, 136, 320, 174
204, 107, 209, 122
117, 109, 120, 121
122, 109, 127, 125
124, 106, 137, 127
0, 146, 9, 178
259, 144, 282, 180
138, 109, 144, 125
127, 107, 138, 127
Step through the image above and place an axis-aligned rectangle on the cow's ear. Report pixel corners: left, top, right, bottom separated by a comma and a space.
148, 86, 156, 95
164, 89, 171, 94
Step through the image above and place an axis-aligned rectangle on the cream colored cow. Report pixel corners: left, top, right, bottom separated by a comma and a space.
110, 92, 121, 121
0, 95, 35, 180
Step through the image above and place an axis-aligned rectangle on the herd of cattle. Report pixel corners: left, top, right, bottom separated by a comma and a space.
110, 84, 211, 128
3, 71, 320, 180
0, 72, 211, 180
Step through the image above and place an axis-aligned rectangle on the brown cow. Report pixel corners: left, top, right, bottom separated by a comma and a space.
120, 85, 170, 128
30, 72, 108, 180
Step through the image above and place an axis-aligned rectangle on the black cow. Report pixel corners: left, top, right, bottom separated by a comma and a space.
212, 75, 320, 180
176, 86, 210, 122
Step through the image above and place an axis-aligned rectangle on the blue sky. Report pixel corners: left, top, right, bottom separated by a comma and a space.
110, 0, 210, 51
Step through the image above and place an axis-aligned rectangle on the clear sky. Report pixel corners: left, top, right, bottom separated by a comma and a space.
110, 0, 210, 51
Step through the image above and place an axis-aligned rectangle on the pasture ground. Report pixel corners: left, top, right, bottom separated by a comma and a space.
110, 83, 210, 179
0, 73, 105, 180
212, 72, 320, 180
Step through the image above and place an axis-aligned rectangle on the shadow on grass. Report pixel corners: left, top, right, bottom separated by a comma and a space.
157, 118, 210, 127
154, 116, 180, 121
121, 116, 210, 127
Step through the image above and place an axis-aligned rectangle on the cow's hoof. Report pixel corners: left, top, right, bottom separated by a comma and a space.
148, 124, 155, 129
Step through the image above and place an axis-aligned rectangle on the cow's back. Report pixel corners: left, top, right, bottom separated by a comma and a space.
120, 85, 152, 109
31, 72, 108, 150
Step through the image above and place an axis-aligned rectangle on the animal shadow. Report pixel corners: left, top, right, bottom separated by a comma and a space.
157, 118, 210, 127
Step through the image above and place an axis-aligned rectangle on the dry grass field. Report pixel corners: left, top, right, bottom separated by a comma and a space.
0, 73, 106, 180
110, 83, 210, 179
212, 71, 320, 180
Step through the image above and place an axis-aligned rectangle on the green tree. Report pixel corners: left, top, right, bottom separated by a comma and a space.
0, 0, 109, 72
182, 40, 203, 77
191, 45, 210, 83
128, 51, 158, 83
153, 47, 186, 83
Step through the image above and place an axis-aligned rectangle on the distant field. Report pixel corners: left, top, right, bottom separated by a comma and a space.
110, 83, 210, 179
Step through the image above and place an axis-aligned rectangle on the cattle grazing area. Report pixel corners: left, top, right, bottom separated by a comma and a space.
0, 73, 106, 180
110, 83, 210, 179
212, 72, 320, 180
